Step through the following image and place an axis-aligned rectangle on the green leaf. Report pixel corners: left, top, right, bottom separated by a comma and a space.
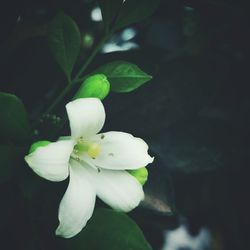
48, 12, 81, 80
99, 0, 124, 32
0, 92, 30, 143
59, 208, 152, 250
114, 0, 161, 31
0, 144, 20, 183
93, 61, 152, 93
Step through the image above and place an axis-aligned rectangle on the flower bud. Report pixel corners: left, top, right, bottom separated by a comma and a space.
128, 167, 148, 186
29, 140, 51, 154
73, 74, 110, 100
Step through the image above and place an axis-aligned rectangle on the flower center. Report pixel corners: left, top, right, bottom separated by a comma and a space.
87, 142, 100, 158
73, 137, 101, 159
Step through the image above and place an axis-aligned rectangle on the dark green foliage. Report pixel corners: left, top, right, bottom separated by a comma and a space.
59, 208, 152, 250
99, 0, 124, 32
99, 0, 161, 32
93, 61, 152, 92
48, 12, 81, 80
0, 144, 20, 182
114, 0, 161, 31
0, 92, 30, 143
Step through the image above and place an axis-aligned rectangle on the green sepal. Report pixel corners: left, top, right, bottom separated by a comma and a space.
128, 167, 148, 185
29, 141, 51, 154
73, 74, 110, 100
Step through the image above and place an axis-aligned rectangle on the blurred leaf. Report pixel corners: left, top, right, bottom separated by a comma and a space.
59, 208, 152, 250
94, 61, 152, 92
0, 92, 30, 143
0, 144, 20, 183
99, 0, 123, 32
114, 0, 161, 31
48, 12, 81, 80
143, 157, 175, 215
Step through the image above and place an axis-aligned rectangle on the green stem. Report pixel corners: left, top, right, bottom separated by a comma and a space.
34, 33, 111, 128
73, 35, 109, 83
31, 83, 72, 129
45, 83, 72, 115
31, 29, 114, 133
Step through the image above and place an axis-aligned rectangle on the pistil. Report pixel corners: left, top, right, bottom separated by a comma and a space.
87, 143, 100, 158
73, 138, 101, 159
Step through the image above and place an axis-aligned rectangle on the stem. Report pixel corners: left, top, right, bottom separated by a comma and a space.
74, 35, 109, 82
45, 83, 72, 115
49, 35, 110, 110
32, 32, 111, 130
31, 83, 71, 129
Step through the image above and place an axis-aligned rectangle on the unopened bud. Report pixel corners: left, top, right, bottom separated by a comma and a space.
73, 74, 110, 100
128, 167, 148, 186
29, 140, 51, 154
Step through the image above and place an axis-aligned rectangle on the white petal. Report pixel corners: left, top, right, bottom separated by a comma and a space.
89, 132, 154, 170
25, 140, 74, 181
66, 98, 105, 138
56, 160, 96, 238
94, 168, 144, 212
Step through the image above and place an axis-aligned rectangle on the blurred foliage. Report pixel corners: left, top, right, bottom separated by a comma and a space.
0, 92, 30, 143
99, 0, 161, 32
47, 12, 81, 80
58, 208, 152, 250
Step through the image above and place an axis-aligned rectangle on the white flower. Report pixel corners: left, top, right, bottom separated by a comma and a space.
25, 98, 154, 238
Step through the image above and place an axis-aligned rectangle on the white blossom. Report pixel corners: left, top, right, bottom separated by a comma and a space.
25, 98, 153, 238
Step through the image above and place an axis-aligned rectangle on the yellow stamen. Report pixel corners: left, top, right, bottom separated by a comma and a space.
87, 143, 100, 158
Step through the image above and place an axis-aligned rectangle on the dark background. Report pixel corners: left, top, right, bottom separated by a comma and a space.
0, 0, 250, 249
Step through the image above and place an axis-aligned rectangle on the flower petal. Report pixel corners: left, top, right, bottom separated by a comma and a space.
89, 132, 154, 170
66, 98, 105, 138
56, 160, 96, 238
94, 168, 144, 212
25, 140, 74, 181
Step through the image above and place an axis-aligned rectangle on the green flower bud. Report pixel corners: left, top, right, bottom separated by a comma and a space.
29, 140, 51, 154
73, 74, 110, 100
82, 33, 94, 48
128, 167, 148, 186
